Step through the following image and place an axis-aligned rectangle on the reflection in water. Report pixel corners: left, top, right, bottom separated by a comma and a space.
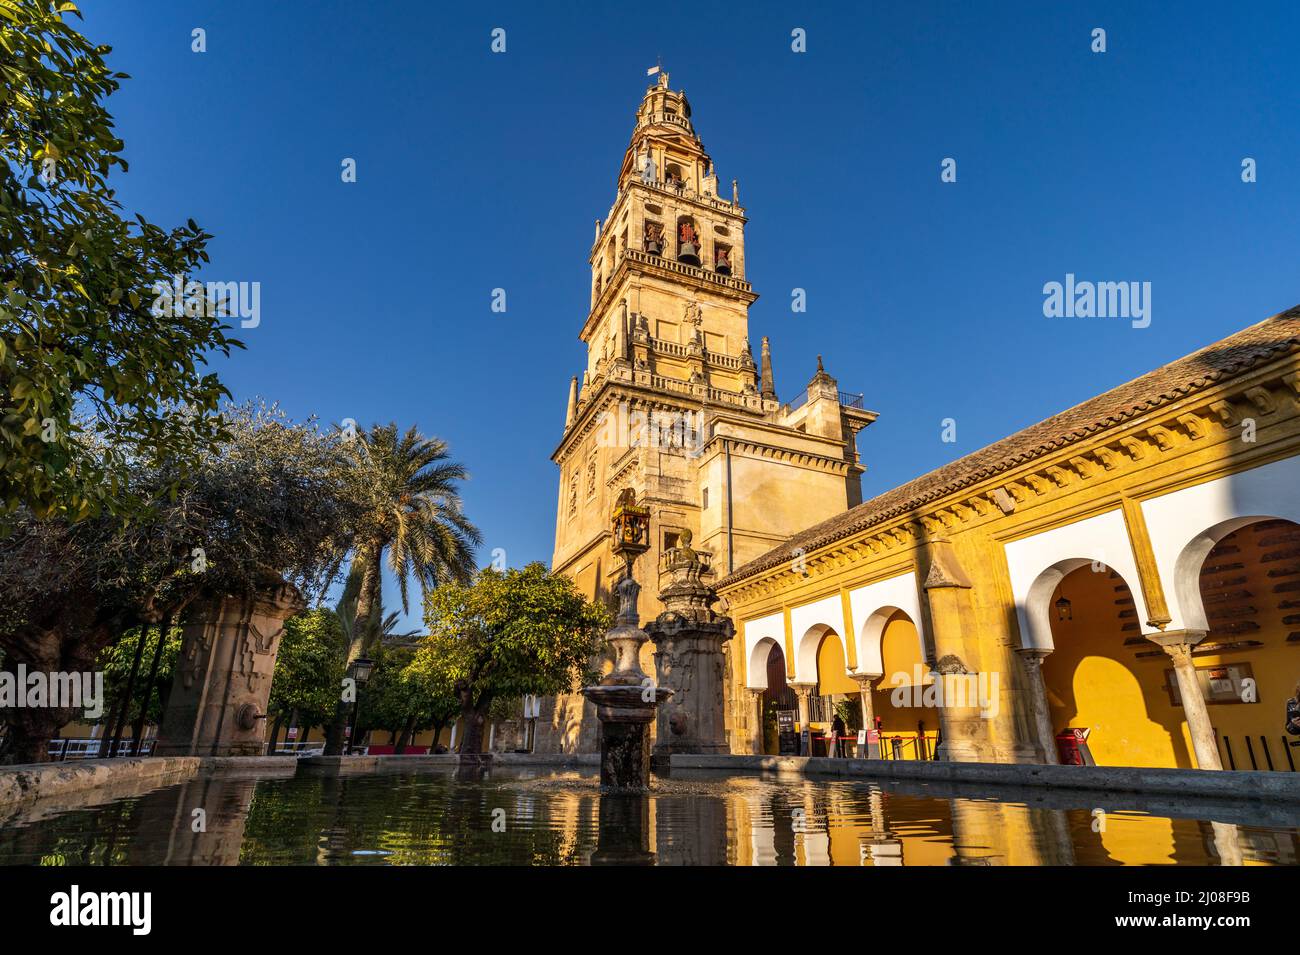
0, 768, 1296, 867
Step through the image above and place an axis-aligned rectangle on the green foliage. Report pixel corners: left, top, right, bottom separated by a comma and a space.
834, 699, 861, 731
333, 564, 419, 649
0, 401, 362, 641
347, 423, 482, 614
340, 423, 482, 664
354, 644, 458, 739
268, 608, 347, 730
412, 562, 609, 715
0, 0, 241, 520
96, 621, 180, 724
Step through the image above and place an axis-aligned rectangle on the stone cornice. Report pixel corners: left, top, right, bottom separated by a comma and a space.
582, 249, 758, 343
719, 348, 1300, 600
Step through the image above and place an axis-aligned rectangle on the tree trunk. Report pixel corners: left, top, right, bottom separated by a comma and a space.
1, 621, 111, 766
395, 714, 416, 754
428, 716, 447, 754
133, 614, 173, 756
266, 713, 285, 755
456, 686, 492, 755
323, 542, 383, 756
107, 625, 150, 758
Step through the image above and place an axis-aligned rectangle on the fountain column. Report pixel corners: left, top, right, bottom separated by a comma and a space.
581, 490, 673, 793
154, 581, 303, 757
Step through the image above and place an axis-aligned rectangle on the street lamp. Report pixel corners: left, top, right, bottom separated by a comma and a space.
345, 657, 375, 756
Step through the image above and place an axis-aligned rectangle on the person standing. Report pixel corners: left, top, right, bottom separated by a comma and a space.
1286, 682, 1300, 738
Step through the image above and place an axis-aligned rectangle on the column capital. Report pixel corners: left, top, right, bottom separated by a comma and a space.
1145, 629, 1208, 653
1014, 646, 1052, 665
849, 671, 882, 688
788, 681, 816, 697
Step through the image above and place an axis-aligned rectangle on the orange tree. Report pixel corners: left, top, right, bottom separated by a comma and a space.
411, 563, 608, 754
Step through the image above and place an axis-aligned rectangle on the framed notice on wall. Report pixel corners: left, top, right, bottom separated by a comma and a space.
1163, 662, 1256, 707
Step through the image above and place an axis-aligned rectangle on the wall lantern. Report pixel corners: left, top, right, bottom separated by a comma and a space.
1055, 596, 1073, 622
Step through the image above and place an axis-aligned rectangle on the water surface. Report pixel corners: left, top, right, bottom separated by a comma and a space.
2, 767, 1295, 866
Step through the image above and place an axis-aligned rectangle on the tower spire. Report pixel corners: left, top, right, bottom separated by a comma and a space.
760, 336, 776, 400
565, 375, 578, 427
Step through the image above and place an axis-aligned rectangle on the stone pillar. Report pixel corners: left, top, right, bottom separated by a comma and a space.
1148, 630, 1222, 770
850, 672, 881, 758
1015, 648, 1059, 764
644, 533, 735, 764
921, 538, 996, 762
748, 688, 765, 755
154, 582, 303, 757
790, 682, 816, 756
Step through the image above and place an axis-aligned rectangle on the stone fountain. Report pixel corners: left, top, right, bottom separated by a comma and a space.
645, 529, 734, 767
581, 490, 673, 794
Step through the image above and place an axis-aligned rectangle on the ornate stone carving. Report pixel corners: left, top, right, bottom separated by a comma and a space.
645, 530, 735, 762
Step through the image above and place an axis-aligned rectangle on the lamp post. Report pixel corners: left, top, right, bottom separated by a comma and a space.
345, 656, 374, 756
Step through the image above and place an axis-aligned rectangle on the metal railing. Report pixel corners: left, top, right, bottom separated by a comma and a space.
1220, 734, 1299, 771
785, 389, 866, 414
46, 738, 155, 760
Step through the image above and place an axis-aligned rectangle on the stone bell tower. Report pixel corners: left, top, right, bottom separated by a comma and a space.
539, 71, 878, 754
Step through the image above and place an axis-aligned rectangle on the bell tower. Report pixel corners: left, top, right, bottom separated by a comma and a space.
542, 72, 877, 753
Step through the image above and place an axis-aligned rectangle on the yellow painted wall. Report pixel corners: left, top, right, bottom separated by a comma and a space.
1042, 522, 1300, 770
874, 613, 935, 737
1043, 567, 1191, 768
815, 631, 859, 695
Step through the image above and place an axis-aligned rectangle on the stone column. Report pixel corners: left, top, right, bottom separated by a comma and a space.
850, 672, 881, 758
1148, 630, 1222, 770
1014, 648, 1059, 764
789, 682, 816, 756
748, 688, 766, 755
921, 539, 993, 762
644, 534, 735, 765
154, 582, 303, 757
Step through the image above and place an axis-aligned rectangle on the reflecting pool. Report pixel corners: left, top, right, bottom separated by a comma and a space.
2, 767, 1297, 866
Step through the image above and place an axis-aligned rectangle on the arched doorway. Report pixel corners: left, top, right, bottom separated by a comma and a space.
1185, 518, 1300, 771
858, 609, 934, 759
759, 642, 795, 755
1040, 564, 1189, 767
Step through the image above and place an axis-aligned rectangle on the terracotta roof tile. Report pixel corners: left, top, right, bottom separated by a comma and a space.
719, 306, 1300, 588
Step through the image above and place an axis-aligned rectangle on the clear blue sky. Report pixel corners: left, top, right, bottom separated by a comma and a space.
85, 1, 1300, 630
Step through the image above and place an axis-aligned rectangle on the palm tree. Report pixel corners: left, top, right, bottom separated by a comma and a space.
333, 566, 422, 647
323, 424, 481, 755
